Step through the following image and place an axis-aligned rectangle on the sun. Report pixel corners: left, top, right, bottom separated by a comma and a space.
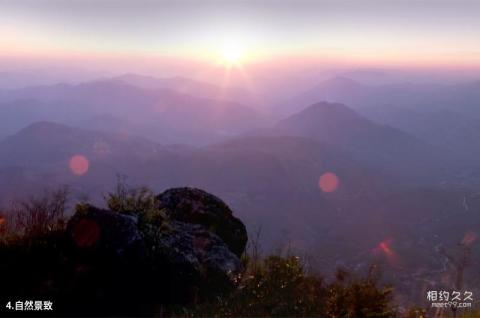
219, 42, 244, 66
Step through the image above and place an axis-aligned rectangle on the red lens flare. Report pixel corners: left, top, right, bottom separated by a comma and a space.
462, 231, 477, 246
69, 155, 90, 176
372, 238, 398, 265
318, 172, 340, 193
71, 218, 101, 248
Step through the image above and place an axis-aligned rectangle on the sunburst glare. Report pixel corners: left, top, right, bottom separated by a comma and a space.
218, 41, 245, 67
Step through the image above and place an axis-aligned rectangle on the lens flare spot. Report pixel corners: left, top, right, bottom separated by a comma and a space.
69, 155, 89, 176
379, 241, 393, 255
372, 238, 399, 265
0, 217, 5, 226
72, 218, 101, 248
462, 231, 477, 246
318, 172, 340, 193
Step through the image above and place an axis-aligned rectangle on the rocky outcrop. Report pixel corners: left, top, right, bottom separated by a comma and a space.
0, 187, 247, 316
154, 221, 242, 296
61, 188, 247, 314
67, 205, 143, 253
157, 187, 248, 256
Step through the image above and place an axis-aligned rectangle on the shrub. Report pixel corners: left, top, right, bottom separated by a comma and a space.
401, 307, 426, 318
0, 187, 68, 240
103, 177, 167, 230
1, 184, 398, 317
183, 254, 396, 318
326, 268, 395, 318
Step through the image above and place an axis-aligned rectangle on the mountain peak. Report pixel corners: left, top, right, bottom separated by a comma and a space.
300, 101, 357, 116
270, 101, 373, 147
319, 76, 364, 89
18, 121, 74, 136
284, 102, 362, 126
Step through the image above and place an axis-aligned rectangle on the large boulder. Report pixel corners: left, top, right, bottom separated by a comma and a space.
63, 191, 246, 313
154, 221, 242, 298
66, 205, 144, 255
157, 187, 248, 256
64, 205, 150, 315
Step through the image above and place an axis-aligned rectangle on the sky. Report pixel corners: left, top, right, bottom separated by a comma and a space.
1, 0, 480, 69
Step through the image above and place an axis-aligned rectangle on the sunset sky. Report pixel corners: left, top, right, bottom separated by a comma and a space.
1, 0, 480, 69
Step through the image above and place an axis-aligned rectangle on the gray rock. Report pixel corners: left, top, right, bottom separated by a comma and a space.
156, 221, 242, 280
66, 205, 144, 257
158, 187, 248, 256
65, 189, 246, 304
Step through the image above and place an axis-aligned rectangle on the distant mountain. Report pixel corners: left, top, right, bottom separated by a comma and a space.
0, 121, 183, 205
279, 78, 480, 179
273, 102, 417, 148
115, 73, 219, 92
0, 121, 382, 228
362, 105, 480, 162
281, 77, 480, 117
0, 118, 445, 241
113, 73, 261, 107
183, 135, 382, 198
1, 120, 479, 301
0, 121, 168, 167
257, 102, 456, 184
279, 77, 372, 114
0, 80, 269, 145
